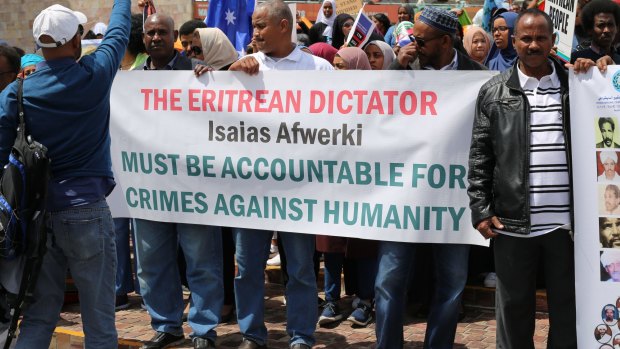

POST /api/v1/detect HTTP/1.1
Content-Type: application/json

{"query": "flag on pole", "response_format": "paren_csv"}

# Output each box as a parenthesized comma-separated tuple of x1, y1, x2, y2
(142, 0, 156, 25)
(205, 0, 255, 53)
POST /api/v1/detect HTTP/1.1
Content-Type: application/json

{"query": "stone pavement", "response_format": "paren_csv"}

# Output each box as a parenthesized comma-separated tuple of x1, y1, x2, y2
(48, 283, 551, 349)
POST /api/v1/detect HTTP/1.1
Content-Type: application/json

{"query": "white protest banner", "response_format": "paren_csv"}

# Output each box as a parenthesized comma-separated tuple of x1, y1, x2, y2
(109, 70, 495, 246)
(544, 0, 577, 62)
(570, 67, 620, 348)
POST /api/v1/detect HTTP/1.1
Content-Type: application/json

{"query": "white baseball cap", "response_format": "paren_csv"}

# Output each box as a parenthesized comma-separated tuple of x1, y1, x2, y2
(33, 4, 87, 48)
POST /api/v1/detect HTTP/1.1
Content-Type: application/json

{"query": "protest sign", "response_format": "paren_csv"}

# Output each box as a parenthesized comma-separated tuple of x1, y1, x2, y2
(544, 0, 577, 62)
(570, 66, 620, 347)
(336, 0, 362, 16)
(109, 70, 496, 246)
(346, 7, 375, 47)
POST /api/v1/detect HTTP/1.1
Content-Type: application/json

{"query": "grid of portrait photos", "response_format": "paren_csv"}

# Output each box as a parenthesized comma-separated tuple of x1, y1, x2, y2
(593, 301, 620, 348)
(596, 117, 620, 282)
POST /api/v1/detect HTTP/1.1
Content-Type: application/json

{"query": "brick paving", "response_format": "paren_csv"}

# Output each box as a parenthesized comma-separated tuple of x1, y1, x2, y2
(48, 283, 550, 349)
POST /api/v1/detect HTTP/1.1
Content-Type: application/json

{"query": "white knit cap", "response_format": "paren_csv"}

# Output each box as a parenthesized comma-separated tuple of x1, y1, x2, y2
(601, 250, 620, 267)
(33, 4, 87, 48)
(601, 151, 618, 164)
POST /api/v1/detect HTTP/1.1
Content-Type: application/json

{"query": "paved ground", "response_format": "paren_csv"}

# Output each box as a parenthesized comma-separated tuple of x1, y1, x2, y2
(48, 283, 550, 349)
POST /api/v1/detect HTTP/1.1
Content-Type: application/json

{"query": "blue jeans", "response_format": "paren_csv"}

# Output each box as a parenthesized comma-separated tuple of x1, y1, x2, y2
(233, 229, 317, 347)
(114, 218, 140, 295)
(15, 200, 117, 349)
(133, 220, 223, 340)
(374, 241, 470, 349)
(324, 253, 376, 301)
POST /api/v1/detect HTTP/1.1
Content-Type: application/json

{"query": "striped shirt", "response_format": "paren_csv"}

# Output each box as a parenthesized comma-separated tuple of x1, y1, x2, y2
(499, 62, 571, 238)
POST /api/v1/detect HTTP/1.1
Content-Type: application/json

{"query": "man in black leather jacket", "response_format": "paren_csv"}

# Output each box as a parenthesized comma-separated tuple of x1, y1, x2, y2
(467, 9, 577, 349)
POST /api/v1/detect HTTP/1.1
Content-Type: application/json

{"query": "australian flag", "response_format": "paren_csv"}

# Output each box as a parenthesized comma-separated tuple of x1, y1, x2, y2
(205, 0, 255, 53)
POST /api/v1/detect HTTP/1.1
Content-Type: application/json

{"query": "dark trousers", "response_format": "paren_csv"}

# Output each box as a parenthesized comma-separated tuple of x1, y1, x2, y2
(494, 229, 577, 349)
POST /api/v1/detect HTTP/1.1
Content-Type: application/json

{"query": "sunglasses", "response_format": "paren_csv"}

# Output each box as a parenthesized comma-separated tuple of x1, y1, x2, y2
(190, 46, 202, 55)
(408, 34, 443, 48)
(492, 26, 509, 33)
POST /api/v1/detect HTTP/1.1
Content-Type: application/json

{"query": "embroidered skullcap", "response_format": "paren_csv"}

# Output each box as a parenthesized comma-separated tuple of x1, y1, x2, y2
(418, 7, 458, 34)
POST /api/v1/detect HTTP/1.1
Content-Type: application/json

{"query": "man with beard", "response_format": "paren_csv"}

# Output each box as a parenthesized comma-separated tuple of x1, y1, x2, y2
(597, 118, 620, 149)
(375, 7, 486, 349)
(135, 13, 223, 349)
(599, 151, 619, 182)
(600, 217, 620, 248)
(603, 305, 617, 326)
(571, 0, 620, 64)
(602, 250, 620, 282)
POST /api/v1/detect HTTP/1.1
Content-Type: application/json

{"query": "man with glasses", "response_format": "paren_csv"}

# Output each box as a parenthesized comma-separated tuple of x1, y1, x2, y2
(375, 7, 486, 349)
(136, 12, 222, 349)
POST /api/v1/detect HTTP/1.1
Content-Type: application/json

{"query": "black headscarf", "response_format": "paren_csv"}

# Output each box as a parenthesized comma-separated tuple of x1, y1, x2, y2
(331, 13, 355, 49)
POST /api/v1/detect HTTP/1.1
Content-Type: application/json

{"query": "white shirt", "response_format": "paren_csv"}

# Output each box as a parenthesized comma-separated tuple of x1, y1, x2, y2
(247, 45, 334, 71)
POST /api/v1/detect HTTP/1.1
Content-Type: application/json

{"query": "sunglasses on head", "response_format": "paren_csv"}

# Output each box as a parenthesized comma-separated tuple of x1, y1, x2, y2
(190, 46, 202, 55)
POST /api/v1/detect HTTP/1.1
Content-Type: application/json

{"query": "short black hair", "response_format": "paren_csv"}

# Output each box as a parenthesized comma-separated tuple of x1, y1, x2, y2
(600, 117, 616, 131)
(0, 46, 21, 74)
(514, 8, 554, 35)
(127, 14, 147, 56)
(581, 0, 620, 32)
(179, 19, 207, 37)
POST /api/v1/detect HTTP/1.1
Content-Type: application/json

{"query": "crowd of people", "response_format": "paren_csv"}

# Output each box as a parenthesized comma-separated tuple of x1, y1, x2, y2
(0, 0, 619, 348)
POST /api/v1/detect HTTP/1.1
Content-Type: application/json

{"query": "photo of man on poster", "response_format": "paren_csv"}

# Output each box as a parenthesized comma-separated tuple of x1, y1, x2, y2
(601, 250, 620, 282)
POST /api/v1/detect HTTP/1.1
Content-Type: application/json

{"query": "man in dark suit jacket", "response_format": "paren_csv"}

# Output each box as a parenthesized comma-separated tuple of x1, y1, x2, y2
(136, 13, 222, 349)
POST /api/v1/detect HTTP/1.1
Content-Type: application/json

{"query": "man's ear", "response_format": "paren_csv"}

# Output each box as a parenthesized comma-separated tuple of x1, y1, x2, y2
(280, 18, 289, 33)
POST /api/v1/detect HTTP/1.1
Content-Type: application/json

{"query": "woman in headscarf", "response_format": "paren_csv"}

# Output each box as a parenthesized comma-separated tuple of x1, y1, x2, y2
(485, 11, 518, 71)
(384, 5, 415, 46)
(191, 28, 238, 70)
(330, 13, 354, 49)
(463, 26, 491, 65)
(309, 42, 338, 64)
(364, 40, 396, 70)
(309, 0, 336, 45)
(18, 54, 44, 79)
(317, 46, 378, 328)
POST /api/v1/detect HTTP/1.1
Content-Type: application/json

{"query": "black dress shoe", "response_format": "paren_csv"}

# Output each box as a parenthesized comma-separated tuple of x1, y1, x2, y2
(238, 337, 268, 349)
(193, 337, 216, 349)
(141, 332, 185, 349)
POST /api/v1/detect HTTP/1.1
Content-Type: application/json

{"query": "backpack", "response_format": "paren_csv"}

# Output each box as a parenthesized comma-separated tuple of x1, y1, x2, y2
(0, 78, 50, 259)
(0, 78, 51, 349)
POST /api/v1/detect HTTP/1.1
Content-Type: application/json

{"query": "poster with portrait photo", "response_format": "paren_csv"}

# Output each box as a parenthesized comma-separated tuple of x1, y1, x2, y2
(595, 323, 613, 343)
(596, 117, 620, 149)
(601, 250, 620, 282)
(599, 217, 620, 248)
(599, 185, 620, 215)
(597, 151, 620, 183)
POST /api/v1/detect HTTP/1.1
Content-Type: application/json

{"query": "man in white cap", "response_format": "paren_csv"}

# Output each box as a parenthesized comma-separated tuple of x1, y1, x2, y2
(602, 250, 620, 282)
(600, 151, 619, 182)
(0, 1, 130, 348)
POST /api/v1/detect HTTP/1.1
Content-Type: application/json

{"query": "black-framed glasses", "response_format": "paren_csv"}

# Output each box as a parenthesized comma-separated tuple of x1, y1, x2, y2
(492, 26, 509, 33)
(409, 35, 443, 48)
(190, 46, 202, 55)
